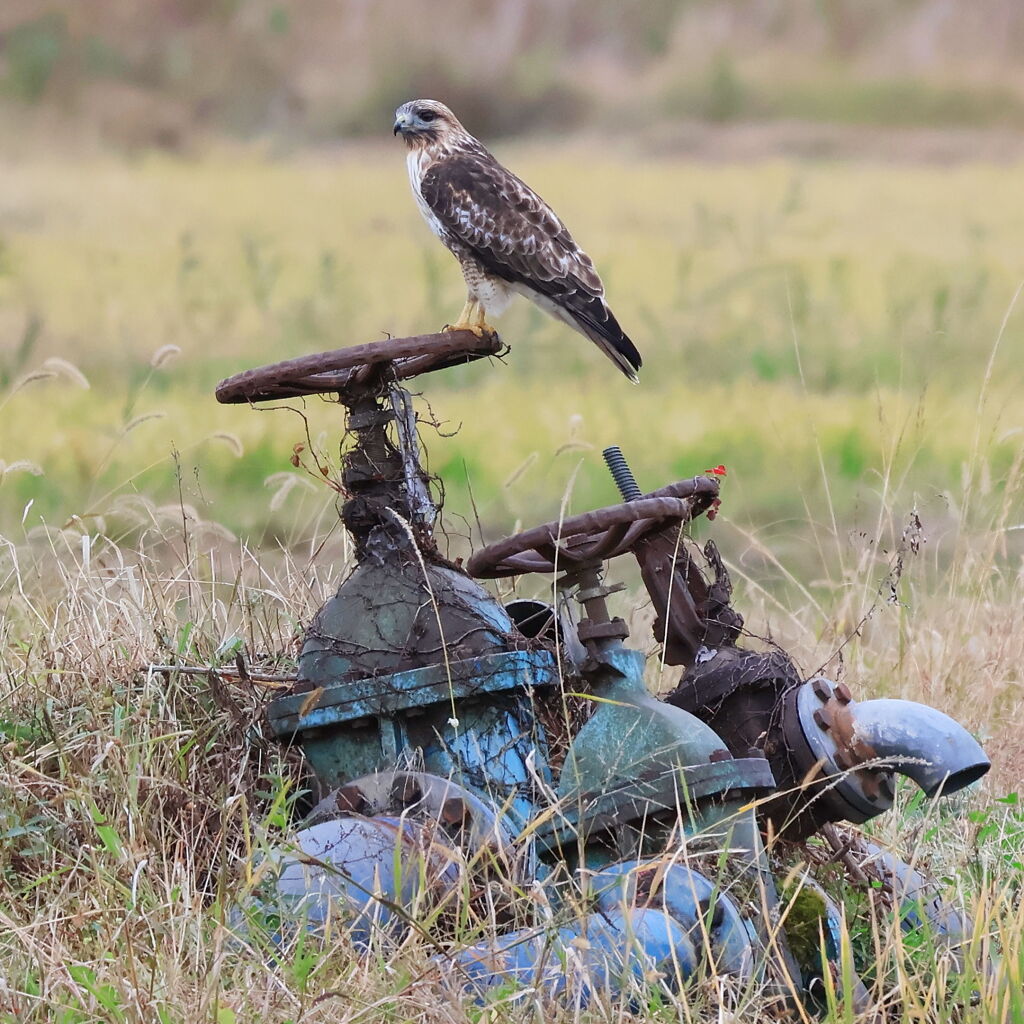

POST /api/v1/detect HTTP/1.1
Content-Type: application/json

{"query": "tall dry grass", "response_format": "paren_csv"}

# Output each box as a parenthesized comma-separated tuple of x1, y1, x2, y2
(1, 366, 1022, 1020)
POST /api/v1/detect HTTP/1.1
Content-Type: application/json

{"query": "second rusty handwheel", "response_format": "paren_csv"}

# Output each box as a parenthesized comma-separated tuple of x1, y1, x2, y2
(466, 478, 720, 579)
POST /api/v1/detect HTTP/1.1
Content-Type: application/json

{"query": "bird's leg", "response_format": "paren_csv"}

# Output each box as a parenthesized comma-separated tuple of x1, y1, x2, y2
(443, 298, 498, 338)
(444, 299, 478, 332)
(470, 302, 498, 337)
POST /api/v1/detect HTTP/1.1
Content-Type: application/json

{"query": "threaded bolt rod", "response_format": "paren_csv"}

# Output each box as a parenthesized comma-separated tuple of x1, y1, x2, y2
(602, 445, 642, 502)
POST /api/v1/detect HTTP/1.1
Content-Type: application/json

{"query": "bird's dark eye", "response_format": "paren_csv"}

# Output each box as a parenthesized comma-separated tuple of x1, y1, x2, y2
(419, 111, 437, 123)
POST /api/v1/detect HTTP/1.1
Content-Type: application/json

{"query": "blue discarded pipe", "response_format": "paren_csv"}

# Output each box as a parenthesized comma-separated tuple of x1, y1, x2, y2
(452, 908, 698, 1002)
(264, 815, 460, 948)
(587, 861, 754, 980)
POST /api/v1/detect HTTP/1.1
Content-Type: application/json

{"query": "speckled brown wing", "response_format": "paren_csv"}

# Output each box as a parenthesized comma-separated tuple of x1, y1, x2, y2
(419, 150, 642, 382)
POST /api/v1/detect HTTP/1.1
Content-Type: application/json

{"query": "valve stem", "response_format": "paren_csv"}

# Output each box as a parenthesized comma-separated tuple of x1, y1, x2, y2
(602, 445, 642, 502)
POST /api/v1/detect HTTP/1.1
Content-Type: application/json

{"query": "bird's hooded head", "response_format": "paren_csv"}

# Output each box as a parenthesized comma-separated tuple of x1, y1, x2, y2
(393, 100, 467, 149)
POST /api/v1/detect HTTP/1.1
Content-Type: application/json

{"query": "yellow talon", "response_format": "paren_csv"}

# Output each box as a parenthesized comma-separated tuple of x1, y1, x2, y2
(443, 300, 497, 338)
(471, 304, 498, 336)
(447, 324, 497, 338)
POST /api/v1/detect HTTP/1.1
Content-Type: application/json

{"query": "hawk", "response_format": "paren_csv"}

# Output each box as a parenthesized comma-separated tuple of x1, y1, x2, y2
(393, 99, 642, 383)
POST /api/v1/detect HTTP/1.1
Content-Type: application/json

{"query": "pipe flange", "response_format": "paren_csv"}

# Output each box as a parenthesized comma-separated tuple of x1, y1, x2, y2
(783, 678, 894, 824)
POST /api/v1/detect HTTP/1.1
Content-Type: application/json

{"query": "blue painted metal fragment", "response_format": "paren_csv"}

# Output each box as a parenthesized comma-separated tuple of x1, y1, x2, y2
(268, 649, 559, 734)
(248, 772, 523, 950)
(588, 861, 756, 980)
(254, 815, 458, 948)
(268, 649, 559, 824)
(451, 908, 699, 1003)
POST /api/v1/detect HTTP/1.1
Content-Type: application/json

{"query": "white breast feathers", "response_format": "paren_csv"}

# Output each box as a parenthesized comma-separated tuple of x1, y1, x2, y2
(407, 150, 447, 242)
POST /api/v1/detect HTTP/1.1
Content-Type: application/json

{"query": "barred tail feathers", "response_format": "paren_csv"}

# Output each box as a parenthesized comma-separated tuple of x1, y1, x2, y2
(509, 281, 643, 383)
(564, 294, 642, 384)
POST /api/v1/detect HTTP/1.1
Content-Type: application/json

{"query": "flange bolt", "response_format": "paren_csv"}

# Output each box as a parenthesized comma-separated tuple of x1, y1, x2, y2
(811, 678, 832, 702)
(603, 445, 642, 502)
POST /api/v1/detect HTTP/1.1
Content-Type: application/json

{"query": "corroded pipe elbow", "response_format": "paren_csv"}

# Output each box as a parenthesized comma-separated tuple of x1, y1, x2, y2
(844, 697, 990, 797)
(771, 678, 991, 838)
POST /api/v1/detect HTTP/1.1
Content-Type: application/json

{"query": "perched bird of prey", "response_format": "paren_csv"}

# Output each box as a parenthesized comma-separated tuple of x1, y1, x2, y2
(393, 99, 642, 383)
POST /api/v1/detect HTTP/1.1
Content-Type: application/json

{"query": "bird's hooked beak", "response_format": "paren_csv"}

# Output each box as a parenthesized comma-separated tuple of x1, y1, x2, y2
(393, 112, 410, 136)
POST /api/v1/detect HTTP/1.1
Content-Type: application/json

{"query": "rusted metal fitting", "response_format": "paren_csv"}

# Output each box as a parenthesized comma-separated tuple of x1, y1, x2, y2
(774, 673, 989, 841)
(392, 776, 424, 806)
(576, 618, 630, 643)
(825, 698, 879, 769)
(769, 678, 896, 839)
(348, 406, 395, 430)
(440, 797, 471, 828)
(576, 581, 627, 604)
(833, 750, 856, 771)
(334, 783, 370, 815)
(811, 678, 832, 702)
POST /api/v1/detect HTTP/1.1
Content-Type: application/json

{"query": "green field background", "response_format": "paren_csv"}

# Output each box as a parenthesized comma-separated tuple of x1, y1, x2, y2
(2, 149, 1022, 586)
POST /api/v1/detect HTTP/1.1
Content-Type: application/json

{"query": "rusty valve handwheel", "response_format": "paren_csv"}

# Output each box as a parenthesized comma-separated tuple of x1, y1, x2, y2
(215, 330, 503, 404)
(466, 478, 720, 579)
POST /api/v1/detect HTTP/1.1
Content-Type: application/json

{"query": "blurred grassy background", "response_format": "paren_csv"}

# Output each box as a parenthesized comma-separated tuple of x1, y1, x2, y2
(1, 0, 1023, 592)
(6, 0, 1024, 146)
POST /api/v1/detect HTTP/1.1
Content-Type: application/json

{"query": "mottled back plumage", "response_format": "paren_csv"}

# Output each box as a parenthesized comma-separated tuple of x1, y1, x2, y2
(394, 99, 642, 382)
